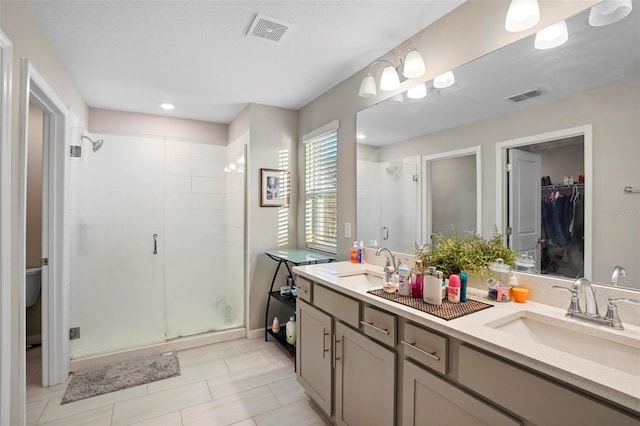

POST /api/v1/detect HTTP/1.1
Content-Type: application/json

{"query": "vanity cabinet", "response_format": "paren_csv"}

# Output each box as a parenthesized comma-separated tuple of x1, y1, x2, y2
(335, 321, 396, 426)
(296, 299, 332, 417)
(402, 360, 520, 426)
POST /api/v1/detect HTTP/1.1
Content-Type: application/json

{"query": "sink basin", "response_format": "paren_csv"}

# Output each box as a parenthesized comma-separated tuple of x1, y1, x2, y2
(338, 272, 384, 288)
(487, 311, 640, 377)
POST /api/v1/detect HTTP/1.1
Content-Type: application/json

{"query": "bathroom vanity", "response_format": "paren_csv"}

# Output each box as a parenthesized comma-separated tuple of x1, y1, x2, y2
(293, 261, 640, 426)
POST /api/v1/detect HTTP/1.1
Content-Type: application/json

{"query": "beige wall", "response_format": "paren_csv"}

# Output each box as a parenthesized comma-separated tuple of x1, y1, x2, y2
(297, 0, 596, 261)
(89, 108, 228, 144)
(26, 102, 43, 268)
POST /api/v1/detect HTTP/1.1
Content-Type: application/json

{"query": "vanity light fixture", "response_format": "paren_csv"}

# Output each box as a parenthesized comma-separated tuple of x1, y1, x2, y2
(535, 20, 568, 50)
(505, 0, 540, 32)
(407, 83, 427, 99)
(160, 102, 175, 110)
(359, 44, 426, 97)
(433, 71, 455, 89)
(588, 0, 632, 26)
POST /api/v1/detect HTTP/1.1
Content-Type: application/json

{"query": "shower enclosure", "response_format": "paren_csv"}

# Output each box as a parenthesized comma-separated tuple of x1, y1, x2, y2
(68, 131, 245, 358)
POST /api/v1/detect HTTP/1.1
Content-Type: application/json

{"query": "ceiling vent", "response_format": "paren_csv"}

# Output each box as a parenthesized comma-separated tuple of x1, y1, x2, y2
(247, 14, 293, 44)
(505, 88, 544, 103)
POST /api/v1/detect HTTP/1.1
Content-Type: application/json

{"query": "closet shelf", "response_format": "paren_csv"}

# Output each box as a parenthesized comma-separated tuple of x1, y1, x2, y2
(541, 183, 584, 189)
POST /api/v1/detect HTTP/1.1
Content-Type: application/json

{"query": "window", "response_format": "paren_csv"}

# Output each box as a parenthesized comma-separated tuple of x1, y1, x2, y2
(304, 122, 338, 254)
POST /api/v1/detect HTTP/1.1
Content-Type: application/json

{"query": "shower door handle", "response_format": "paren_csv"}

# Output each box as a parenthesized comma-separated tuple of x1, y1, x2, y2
(153, 234, 158, 254)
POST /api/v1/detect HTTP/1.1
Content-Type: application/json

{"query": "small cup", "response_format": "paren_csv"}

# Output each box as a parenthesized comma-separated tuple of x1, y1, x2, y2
(511, 287, 529, 303)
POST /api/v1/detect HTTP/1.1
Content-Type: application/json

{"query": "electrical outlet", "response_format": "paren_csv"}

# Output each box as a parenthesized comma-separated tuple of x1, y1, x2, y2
(69, 327, 80, 340)
(344, 222, 352, 239)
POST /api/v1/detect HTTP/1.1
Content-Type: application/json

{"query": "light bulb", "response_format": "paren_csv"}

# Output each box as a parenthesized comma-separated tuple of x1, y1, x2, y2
(407, 83, 427, 99)
(433, 71, 455, 89)
(535, 20, 568, 50)
(359, 74, 377, 97)
(160, 103, 175, 110)
(380, 65, 400, 91)
(505, 0, 540, 32)
(403, 47, 426, 79)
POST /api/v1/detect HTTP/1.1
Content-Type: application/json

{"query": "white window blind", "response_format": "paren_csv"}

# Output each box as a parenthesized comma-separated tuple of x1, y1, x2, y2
(304, 126, 338, 254)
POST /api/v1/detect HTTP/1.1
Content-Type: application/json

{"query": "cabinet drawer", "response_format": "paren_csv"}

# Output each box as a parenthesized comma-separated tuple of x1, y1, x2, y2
(295, 277, 312, 303)
(361, 305, 396, 347)
(458, 345, 639, 425)
(402, 322, 448, 374)
(313, 284, 360, 328)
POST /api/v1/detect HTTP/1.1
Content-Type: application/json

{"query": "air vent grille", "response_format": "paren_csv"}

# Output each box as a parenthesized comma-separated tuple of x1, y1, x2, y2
(506, 88, 544, 103)
(247, 14, 293, 44)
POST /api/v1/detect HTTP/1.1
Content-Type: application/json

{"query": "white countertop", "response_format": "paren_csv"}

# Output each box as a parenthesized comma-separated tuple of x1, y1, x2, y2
(292, 261, 640, 413)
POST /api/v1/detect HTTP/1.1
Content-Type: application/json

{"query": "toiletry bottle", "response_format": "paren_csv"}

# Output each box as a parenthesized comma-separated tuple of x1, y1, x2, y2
(423, 267, 443, 305)
(448, 274, 461, 303)
(286, 316, 296, 345)
(397, 259, 411, 296)
(460, 271, 468, 302)
(272, 317, 280, 333)
(350, 242, 359, 263)
(412, 260, 424, 298)
(358, 240, 364, 263)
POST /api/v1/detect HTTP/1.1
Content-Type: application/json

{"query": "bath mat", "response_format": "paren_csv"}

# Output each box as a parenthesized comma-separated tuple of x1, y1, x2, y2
(367, 289, 493, 320)
(61, 352, 180, 404)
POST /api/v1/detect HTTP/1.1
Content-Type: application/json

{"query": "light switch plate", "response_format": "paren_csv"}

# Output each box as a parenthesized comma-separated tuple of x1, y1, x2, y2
(344, 222, 352, 239)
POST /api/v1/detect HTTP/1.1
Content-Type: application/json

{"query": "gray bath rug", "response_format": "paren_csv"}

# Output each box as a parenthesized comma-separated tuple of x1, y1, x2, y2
(61, 352, 180, 404)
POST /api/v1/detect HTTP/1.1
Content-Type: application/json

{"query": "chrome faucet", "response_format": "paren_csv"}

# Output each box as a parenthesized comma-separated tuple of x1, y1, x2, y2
(554, 277, 639, 329)
(610, 265, 628, 286)
(375, 247, 396, 283)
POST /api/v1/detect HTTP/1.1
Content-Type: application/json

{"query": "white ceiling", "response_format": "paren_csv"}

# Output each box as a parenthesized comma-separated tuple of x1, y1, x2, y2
(357, 6, 640, 146)
(27, 0, 465, 124)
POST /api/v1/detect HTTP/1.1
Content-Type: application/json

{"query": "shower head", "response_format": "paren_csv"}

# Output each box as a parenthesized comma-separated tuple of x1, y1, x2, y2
(81, 135, 104, 152)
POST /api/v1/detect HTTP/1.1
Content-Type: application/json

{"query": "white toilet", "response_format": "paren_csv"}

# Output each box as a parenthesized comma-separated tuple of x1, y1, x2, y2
(26, 267, 41, 308)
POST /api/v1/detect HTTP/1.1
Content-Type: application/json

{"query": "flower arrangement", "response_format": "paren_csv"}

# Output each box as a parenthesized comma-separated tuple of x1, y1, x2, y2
(416, 228, 517, 278)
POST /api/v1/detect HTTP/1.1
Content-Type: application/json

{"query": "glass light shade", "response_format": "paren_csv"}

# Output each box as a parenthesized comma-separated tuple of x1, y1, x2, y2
(505, 0, 540, 32)
(407, 83, 427, 99)
(403, 48, 426, 78)
(359, 74, 377, 97)
(380, 65, 400, 91)
(433, 71, 455, 89)
(589, 0, 632, 26)
(535, 20, 568, 50)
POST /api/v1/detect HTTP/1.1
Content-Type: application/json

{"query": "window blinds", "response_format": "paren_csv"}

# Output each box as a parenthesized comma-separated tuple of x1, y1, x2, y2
(304, 127, 338, 254)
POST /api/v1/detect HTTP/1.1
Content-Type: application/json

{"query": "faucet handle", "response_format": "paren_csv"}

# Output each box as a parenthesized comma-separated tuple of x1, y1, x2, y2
(553, 285, 581, 315)
(604, 298, 640, 330)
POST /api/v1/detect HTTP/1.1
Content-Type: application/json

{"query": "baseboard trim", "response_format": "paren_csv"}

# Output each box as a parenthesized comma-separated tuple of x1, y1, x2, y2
(246, 328, 265, 340)
(69, 328, 246, 372)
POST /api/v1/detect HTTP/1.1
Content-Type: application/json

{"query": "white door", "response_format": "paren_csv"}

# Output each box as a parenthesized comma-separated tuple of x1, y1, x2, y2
(508, 149, 541, 258)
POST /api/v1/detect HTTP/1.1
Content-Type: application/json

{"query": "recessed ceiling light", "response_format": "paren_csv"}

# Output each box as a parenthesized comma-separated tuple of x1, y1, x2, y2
(160, 103, 175, 110)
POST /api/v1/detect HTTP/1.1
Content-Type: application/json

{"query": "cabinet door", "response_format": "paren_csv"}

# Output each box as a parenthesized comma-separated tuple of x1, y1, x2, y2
(335, 322, 396, 426)
(296, 300, 332, 417)
(402, 360, 520, 426)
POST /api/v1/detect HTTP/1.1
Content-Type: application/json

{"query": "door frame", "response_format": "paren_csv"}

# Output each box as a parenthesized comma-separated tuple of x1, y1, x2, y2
(422, 146, 482, 244)
(0, 29, 13, 426)
(495, 125, 593, 279)
(19, 60, 70, 389)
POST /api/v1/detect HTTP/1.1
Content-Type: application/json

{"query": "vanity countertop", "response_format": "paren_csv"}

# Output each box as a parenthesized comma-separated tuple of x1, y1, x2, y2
(292, 261, 640, 414)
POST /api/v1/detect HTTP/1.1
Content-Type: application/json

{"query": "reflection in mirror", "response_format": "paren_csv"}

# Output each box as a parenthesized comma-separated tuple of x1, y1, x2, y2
(356, 6, 639, 289)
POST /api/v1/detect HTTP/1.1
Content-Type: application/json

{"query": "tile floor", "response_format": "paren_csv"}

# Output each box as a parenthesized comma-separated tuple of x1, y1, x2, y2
(26, 338, 331, 425)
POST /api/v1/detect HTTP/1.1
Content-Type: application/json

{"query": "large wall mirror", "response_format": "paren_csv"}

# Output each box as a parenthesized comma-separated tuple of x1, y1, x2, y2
(356, 6, 639, 289)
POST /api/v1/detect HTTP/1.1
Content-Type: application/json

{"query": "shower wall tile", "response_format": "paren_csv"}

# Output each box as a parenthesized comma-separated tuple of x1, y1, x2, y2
(191, 143, 225, 161)
(191, 194, 225, 210)
(165, 141, 191, 159)
(192, 160, 225, 178)
(165, 158, 191, 176)
(165, 175, 191, 193)
(192, 177, 224, 194)
(165, 192, 191, 210)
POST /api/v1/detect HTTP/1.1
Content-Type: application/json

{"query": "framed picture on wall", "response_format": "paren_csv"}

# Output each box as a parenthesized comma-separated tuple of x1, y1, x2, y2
(260, 168, 290, 207)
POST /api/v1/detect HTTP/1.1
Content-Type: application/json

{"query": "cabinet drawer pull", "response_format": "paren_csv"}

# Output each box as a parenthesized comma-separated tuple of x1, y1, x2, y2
(322, 328, 329, 358)
(401, 340, 440, 362)
(361, 320, 390, 335)
(296, 286, 308, 294)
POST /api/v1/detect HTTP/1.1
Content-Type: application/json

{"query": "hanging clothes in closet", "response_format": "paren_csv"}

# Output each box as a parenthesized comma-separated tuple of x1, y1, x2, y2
(540, 184, 584, 278)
